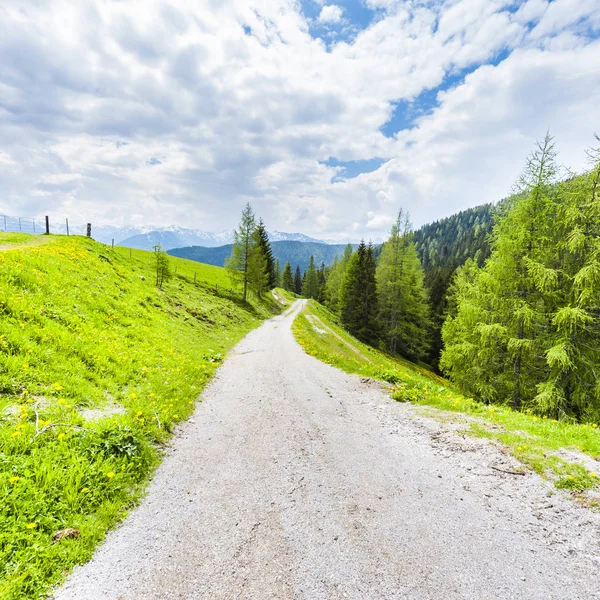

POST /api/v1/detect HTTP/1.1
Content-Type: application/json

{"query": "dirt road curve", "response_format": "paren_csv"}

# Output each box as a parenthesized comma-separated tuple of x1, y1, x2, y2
(54, 301, 600, 600)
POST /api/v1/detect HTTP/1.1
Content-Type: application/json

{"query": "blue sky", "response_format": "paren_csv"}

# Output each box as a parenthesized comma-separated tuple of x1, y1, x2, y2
(1, 0, 599, 240)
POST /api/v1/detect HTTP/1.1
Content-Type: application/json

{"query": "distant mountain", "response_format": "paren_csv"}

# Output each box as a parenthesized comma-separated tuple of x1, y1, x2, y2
(117, 228, 233, 250)
(168, 240, 354, 272)
(114, 227, 352, 251)
(45, 220, 359, 250)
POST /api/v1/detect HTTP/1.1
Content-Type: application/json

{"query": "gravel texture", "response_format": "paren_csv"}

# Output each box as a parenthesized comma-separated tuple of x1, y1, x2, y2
(53, 301, 600, 600)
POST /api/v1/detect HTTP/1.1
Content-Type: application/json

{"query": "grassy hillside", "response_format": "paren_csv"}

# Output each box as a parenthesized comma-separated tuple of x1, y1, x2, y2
(293, 301, 600, 502)
(0, 233, 280, 599)
(169, 240, 353, 272)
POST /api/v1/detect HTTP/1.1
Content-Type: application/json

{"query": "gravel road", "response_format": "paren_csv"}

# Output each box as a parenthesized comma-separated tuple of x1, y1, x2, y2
(54, 301, 600, 600)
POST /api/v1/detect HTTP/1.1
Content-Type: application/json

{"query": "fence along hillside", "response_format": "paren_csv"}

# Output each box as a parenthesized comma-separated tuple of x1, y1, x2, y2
(0, 214, 251, 301)
(1, 215, 92, 237)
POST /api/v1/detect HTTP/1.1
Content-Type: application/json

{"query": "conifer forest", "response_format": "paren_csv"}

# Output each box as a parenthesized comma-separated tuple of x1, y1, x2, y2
(229, 135, 600, 422)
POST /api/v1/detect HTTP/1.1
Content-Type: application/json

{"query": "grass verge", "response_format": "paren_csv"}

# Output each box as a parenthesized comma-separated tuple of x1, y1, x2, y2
(0, 233, 280, 598)
(292, 301, 600, 501)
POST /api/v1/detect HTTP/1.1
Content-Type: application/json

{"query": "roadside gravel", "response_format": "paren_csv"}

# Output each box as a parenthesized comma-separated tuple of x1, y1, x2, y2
(53, 301, 600, 600)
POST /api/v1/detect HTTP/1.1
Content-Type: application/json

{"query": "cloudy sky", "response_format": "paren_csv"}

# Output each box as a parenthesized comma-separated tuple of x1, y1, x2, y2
(1, 0, 599, 240)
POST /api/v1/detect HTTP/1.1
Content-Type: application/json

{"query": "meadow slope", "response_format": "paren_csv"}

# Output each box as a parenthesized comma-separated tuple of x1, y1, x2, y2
(0, 233, 280, 599)
(292, 301, 600, 502)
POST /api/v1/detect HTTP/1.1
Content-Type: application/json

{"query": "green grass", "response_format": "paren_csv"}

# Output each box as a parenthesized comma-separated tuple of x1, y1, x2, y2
(0, 233, 281, 598)
(293, 300, 600, 499)
(0, 233, 50, 248)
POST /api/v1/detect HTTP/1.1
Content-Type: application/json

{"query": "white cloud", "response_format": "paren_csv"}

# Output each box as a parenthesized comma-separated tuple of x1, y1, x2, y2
(318, 5, 344, 24)
(0, 0, 599, 239)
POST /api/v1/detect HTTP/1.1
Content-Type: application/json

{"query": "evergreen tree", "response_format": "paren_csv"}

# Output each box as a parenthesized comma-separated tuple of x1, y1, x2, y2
(226, 202, 258, 302)
(302, 255, 320, 299)
(339, 241, 379, 344)
(318, 262, 327, 303)
(274, 258, 282, 288)
(376, 210, 430, 361)
(324, 244, 353, 312)
(441, 135, 563, 410)
(282, 261, 294, 292)
(254, 219, 277, 289)
(294, 265, 302, 295)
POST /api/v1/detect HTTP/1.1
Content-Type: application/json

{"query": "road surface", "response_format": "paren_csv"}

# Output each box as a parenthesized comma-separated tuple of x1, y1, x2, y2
(54, 301, 600, 599)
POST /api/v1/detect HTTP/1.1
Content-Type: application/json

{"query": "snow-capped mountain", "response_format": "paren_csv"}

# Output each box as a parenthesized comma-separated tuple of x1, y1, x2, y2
(267, 230, 325, 244)
(62, 225, 356, 251)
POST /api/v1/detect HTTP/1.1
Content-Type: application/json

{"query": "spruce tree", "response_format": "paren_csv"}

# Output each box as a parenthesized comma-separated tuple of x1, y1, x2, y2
(302, 255, 320, 299)
(294, 265, 302, 295)
(376, 210, 430, 360)
(254, 219, 277, 289)
(282, 261, 294, 292)
(339, 241, 379, 344)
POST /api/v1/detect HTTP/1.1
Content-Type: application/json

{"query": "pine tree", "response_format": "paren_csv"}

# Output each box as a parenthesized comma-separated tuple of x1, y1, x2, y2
(226, 202, 257, 302)
(376, 210, 430, 360)
(254, 219, 277, 289)
(339, 241, 379, 344)
(282, 261, 294, 292)
(294, 265, 302, 295)
(324, 244, 353, 313)
(302, 255, 320, 299)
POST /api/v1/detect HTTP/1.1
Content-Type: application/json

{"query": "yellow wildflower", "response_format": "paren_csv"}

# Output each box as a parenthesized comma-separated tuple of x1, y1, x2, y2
(9, 476, 19, 483)
(106, 472, 115, 479)
(26, 523, 37, 529)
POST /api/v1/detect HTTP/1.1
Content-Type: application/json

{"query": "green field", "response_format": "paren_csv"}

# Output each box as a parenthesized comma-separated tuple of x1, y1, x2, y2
(293, 301, 600, 501)
(0, 233, 280, 598)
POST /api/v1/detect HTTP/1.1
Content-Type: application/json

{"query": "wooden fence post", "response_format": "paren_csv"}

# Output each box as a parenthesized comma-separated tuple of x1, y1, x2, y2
(66, 218, 69, 235)
(111, 239, 114, 248)
(86, 223, 91, 238)
(45, 216, 50, 235)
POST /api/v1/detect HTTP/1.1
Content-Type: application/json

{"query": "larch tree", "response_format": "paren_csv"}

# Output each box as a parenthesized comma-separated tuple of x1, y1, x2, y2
(441, 134, 564, 411)
(324, 244, 353, 313)
(537, 138, 600, 419)
(376, 210, 430, 361)
(226, 202, 258, 302)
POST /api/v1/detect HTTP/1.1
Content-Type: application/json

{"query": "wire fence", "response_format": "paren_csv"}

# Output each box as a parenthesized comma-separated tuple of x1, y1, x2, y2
(0, 215, 43, 234)
(1, 215, 91, 237)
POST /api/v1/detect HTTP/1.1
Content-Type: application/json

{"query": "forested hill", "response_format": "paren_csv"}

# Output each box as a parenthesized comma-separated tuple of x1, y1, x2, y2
(413, 203, 496, 274)
(412, 202, 498, 369)
(169, 240, 352, 272)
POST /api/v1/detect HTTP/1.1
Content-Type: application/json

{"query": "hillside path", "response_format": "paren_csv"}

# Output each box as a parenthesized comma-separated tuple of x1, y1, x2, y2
(54, 301, 600, 600)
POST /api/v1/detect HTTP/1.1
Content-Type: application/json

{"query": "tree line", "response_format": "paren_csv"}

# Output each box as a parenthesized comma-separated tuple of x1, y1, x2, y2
(228, 133, 600, 422)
